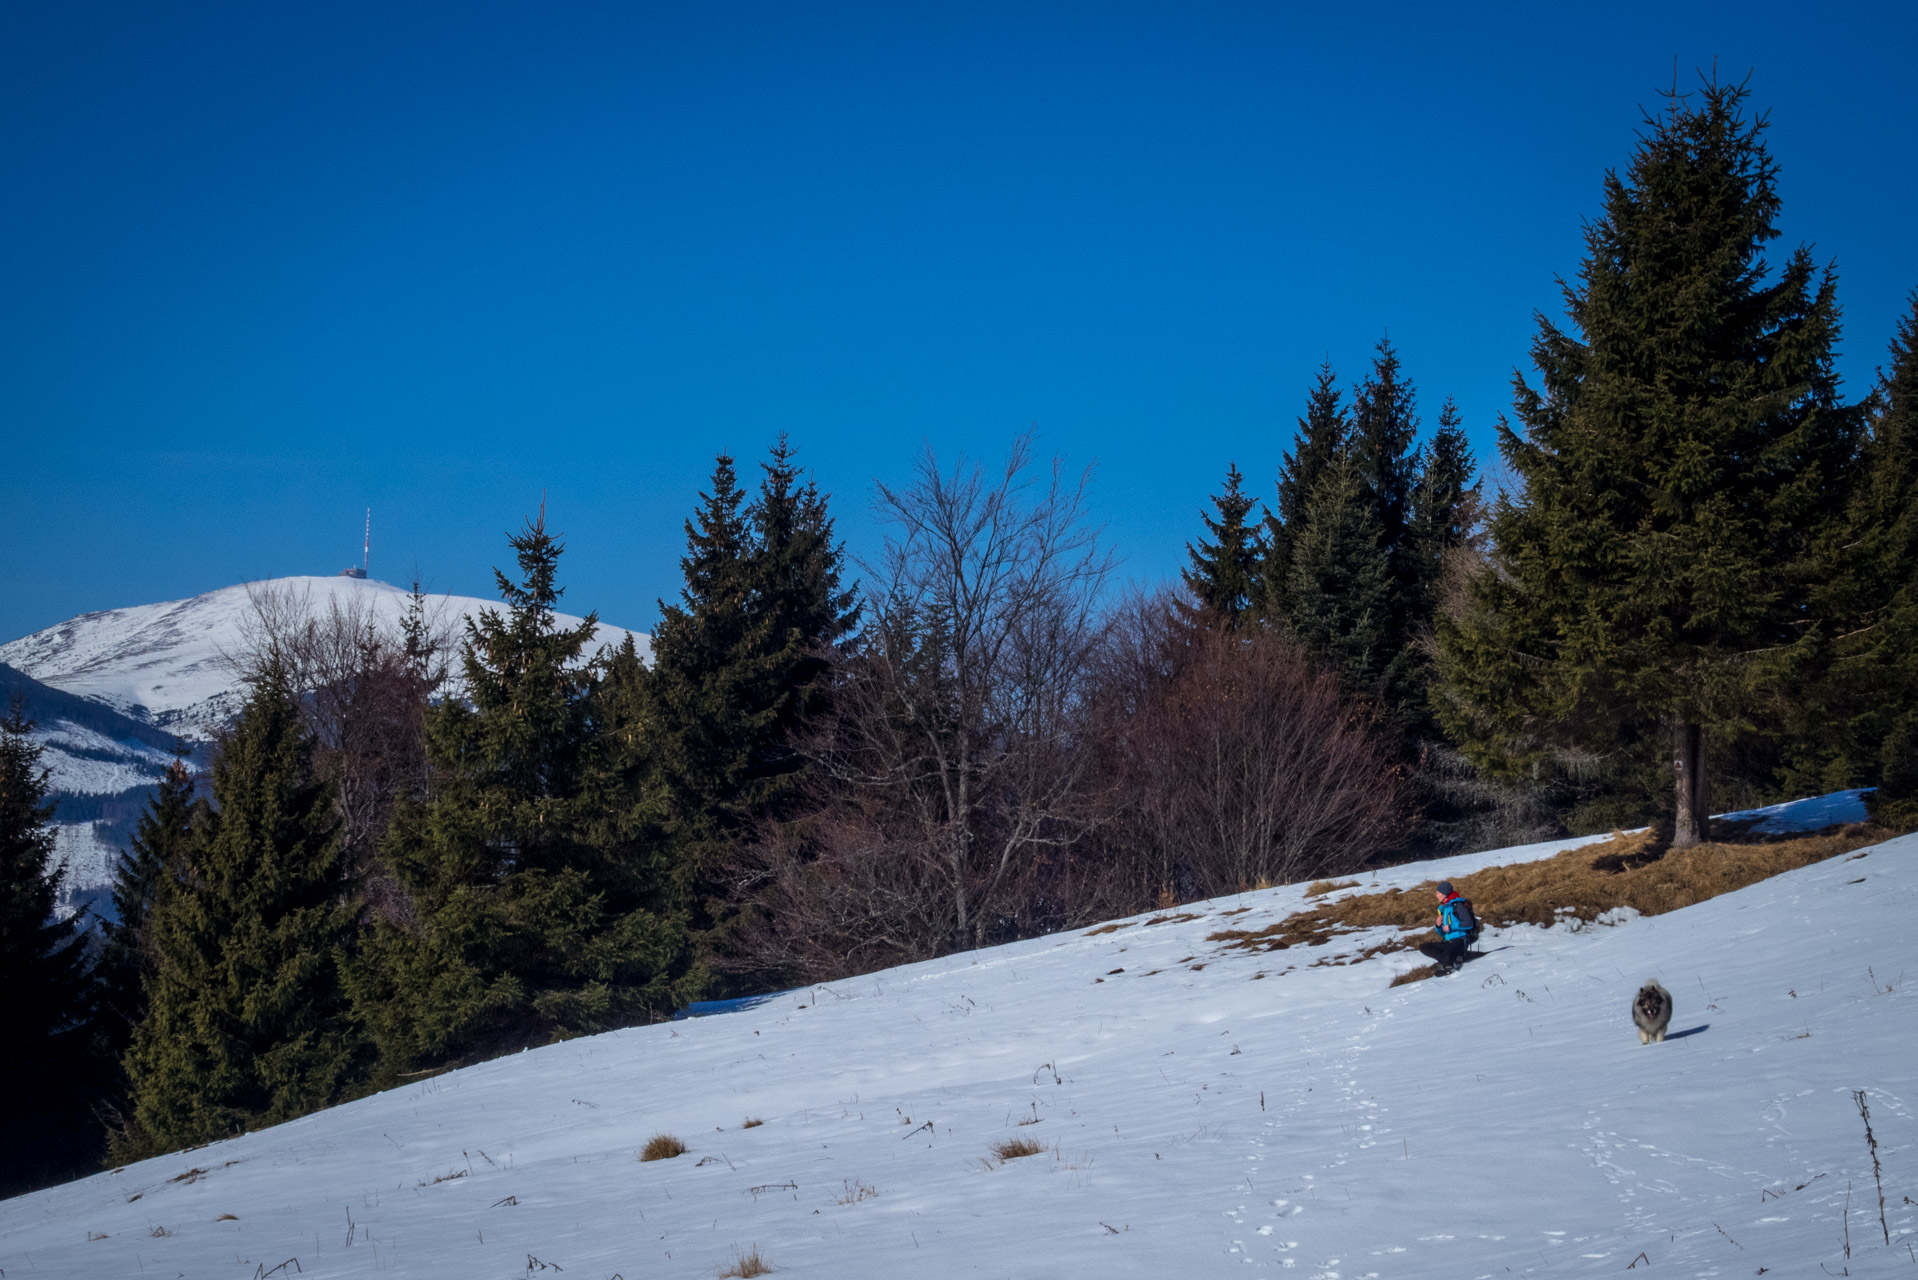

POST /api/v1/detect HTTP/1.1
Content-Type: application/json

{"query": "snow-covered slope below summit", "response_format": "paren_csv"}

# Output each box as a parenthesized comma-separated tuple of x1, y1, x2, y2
(5, 796, 1912, 1278)
(2, 578, 650, 913)
(0, 575, 650, 740)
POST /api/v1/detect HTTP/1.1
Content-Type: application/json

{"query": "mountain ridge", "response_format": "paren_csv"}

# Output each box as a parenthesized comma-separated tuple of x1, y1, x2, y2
(1, 575, 650, 913)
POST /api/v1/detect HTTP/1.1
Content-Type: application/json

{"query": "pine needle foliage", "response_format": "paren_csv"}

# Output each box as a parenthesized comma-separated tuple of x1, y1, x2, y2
(1349, 338, 1424, 633)
(0, 699, 101, 1193)
(351, 511, 695, 1080)
(1265, 363, 1347, 619)
(1435, 78, 1861, 844)
(1183, 462, 1266, 625)
(1284, 447, 1393, 695)
(1410, 398, 1480, 612)
(98, 759, 201, 1070)
(1265, 342, 1453, 730)
(117, 664, 364, 1161)
(1801, 292, 1918, 826)
(643, 440, 856, 974)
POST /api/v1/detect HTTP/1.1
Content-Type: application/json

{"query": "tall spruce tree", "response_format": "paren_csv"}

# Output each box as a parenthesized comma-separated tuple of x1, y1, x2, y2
(0, 699, 100, 1193)
(1800, 292, 1918, 825)
(118, 666, 363, 1159)
(737, 438, 858, 810)
(643, 453, 762, 940)
(1272, 343, 1438, 724)
(1265, 364, 1346, 617)
(98, 759, 199, 1069)
(1860, 298, 1918, 826)
(351, 511, 693, 1079)
(1434, 80, 1858, 845)
(644, 442, 855, 975)
(1409, 399, 1480, 628)
(1183, 463, 1266, 624)
(1349, 339, 1423, 650)
(1284, 448, 1394, 693)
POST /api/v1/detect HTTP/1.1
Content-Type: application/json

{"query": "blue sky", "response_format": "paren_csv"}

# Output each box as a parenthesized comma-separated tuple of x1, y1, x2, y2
(4, 1, 1914, 640)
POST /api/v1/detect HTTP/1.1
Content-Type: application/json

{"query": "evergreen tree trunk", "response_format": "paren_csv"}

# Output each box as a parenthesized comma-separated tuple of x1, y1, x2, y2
(1672, 720, 1707, 847)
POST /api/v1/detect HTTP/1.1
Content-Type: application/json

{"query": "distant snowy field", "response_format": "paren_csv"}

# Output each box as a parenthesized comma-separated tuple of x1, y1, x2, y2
(4, 795, 1911, 1278)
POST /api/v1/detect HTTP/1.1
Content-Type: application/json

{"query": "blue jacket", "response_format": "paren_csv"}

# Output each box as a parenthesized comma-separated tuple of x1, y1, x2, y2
(1437, 894, 1472, 941)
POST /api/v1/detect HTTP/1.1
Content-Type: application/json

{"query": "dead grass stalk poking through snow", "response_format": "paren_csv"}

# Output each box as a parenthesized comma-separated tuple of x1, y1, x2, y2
(718, 1244, 771, 1277)
(741, 1117, 764, 1129)
(991, 1136, 1048, 1163)
(640, 1134, 687, 1162)
(1855, 1091, 1890, 1246)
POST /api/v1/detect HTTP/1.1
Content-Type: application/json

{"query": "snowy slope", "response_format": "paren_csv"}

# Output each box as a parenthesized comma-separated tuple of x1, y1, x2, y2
(4, 796, 1912, 1278)
(0, 576, 650, 740)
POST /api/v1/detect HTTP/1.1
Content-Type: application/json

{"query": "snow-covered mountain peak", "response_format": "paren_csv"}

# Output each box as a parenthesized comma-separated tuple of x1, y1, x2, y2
(0, 575, 650, 740)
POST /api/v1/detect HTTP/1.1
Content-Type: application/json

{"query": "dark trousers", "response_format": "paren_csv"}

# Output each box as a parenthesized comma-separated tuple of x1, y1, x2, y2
(1418, 938, 1467, 970)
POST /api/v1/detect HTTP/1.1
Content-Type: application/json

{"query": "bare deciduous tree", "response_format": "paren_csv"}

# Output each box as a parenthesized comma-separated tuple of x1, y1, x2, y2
(1092, 595, 1400, 902)
(740, 437, 1114, 967)
(233, 582, 452, 913)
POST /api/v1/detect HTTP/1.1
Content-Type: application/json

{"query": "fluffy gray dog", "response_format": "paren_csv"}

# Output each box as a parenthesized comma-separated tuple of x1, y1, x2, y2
(1632, 979, 1673, 1044)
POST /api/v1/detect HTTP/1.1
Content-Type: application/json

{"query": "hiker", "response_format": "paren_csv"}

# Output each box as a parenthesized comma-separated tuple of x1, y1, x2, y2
(1417, 880, 1478, 975)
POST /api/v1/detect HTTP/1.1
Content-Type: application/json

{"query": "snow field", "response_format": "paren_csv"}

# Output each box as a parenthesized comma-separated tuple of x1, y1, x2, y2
(28, 722, 180, 797)
(2, 800, 1912, 1278)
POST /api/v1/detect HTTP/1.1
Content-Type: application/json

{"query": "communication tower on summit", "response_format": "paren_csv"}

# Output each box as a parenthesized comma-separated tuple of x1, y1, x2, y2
(340, 508, 371, 579)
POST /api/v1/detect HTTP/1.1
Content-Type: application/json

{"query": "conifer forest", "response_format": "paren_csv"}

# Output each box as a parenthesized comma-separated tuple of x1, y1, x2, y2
(3, 79, 1915, 1197)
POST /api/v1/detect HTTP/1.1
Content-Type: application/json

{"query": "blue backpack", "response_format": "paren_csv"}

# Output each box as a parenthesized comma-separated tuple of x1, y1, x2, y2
(1441, 896, 1480, 943)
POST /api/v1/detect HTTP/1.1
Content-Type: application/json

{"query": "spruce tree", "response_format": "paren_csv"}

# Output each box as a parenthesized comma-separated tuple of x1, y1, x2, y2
(98, 759, 198, 1066)
(0, 699, 100, 1193)
(1348, 339, 1423, 654)
(1413, 401, 1477, 555)
(1801, 293, 1918, 825)
(1284, 449, 1394, 694)
(351, 512, 693, 1078)
(1410, 398, 1480, 623)
(737, 437, 858, 810)
(1265, 364, 1346, 617)
(643, 454, 761, 930)
(118, 665, 363, 1159)
(1272, 345, 1440, 725)
(1183, 463, 1266, 625)
(643, 442, 856, 974)
(1434, 80, 1858, 845)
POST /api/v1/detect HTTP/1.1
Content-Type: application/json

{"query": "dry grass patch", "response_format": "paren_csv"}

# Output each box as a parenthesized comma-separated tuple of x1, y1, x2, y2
(640, 1134, 688, 1162)
(718, 1245, 771, 1277)
(990, 1136, 1048, 1163)
(1305, 879, 1361, 897)
(741, 1117, 764, 1129)
(1389, 964, 1439, 987)
(1083, 921, 1133, 936)
(1144, 911, 1202, 926)
(1211, 823, 1891, 959)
